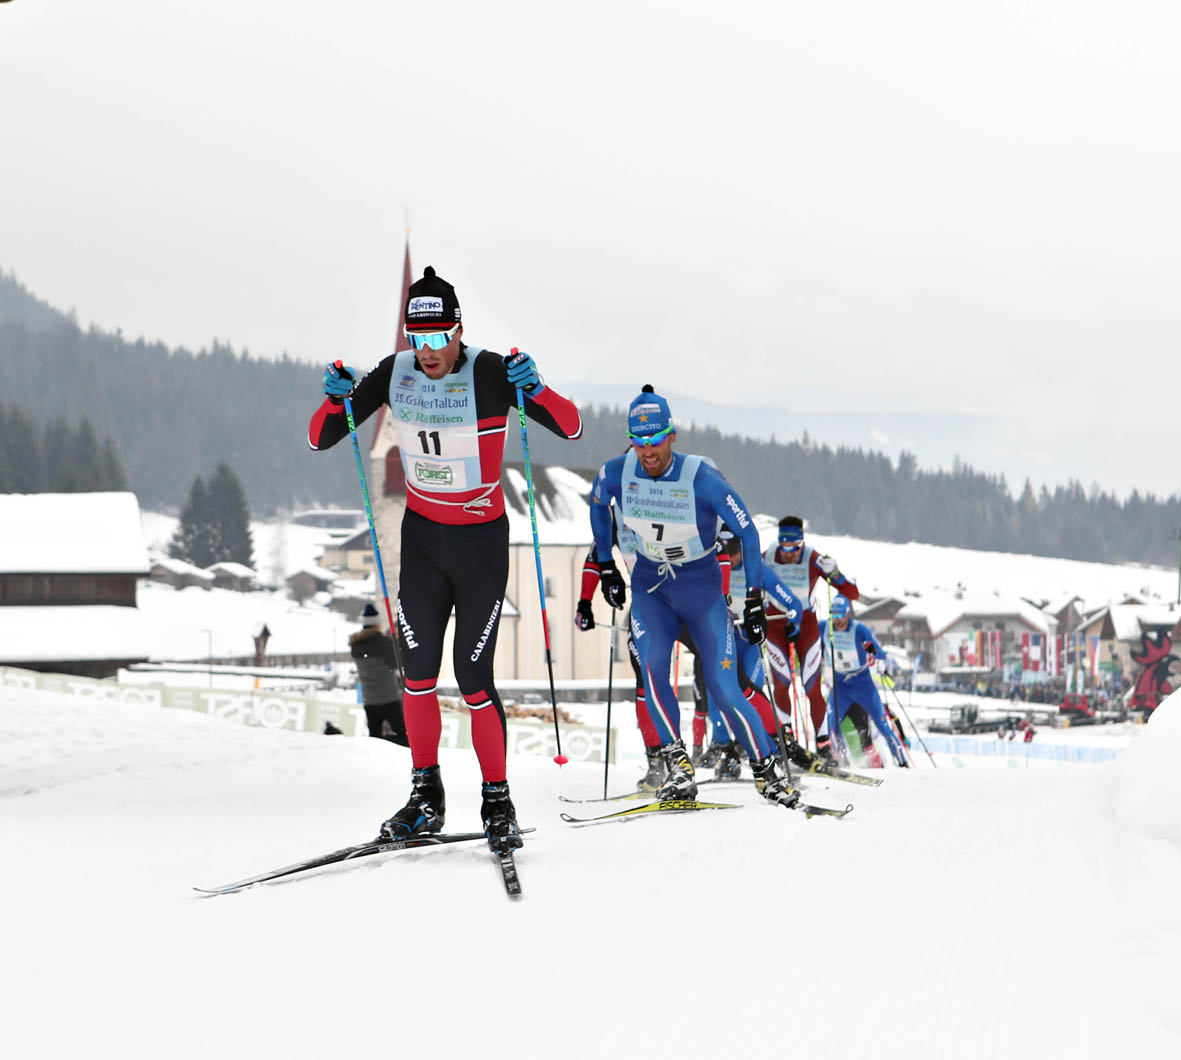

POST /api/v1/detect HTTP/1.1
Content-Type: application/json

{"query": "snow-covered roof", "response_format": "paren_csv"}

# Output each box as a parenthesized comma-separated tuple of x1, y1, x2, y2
(0, 606, 150, 662)
(856, 596, 907, 618)
(207, 562, 257, 579)
(149, 554, 215, 582)
(331, 574, 377, 599)
(1107, 604, 1180, 642)
(323, 529, 372, 551)
(287, 566, 337, 584)
(502, 464, 596, 546)
(1041, 592, 1083, 616)
(894, 590, 1052, 636)
(0, 493, 149, 574)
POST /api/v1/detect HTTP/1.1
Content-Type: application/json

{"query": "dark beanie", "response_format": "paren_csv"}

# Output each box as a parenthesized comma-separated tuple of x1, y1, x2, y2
(404, 266, 462, 332)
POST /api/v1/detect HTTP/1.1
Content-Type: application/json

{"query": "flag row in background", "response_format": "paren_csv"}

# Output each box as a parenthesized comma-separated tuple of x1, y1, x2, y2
(1021, 632, 1102, 682)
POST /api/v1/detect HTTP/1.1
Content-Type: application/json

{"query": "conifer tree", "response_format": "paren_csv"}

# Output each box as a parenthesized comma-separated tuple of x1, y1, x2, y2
(169, 475, 217, 567)
(206, 462, 254, 568)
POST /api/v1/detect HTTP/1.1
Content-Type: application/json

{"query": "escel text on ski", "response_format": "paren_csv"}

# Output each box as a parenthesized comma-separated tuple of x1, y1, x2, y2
(560, 798, 742, 824)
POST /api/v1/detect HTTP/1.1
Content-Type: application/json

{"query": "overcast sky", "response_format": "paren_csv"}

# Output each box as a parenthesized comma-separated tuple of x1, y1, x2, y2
(3, 1, 1178, 498)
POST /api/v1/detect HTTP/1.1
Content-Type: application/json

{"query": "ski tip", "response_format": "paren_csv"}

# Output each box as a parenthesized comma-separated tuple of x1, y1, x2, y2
(553, 754, 569, 766)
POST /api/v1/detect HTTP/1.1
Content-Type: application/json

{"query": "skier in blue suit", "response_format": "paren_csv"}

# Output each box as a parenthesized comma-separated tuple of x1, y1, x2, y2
(819, 595, 909, 767)
(590, 385, 799, 807)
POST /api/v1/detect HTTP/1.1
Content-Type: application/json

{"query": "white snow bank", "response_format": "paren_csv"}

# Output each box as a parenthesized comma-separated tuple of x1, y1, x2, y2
(2, 683, 1180, 1059)
(136, 582, 357, 661)
(1108, 691, 1181, 930)
(0, 605, 149, 662)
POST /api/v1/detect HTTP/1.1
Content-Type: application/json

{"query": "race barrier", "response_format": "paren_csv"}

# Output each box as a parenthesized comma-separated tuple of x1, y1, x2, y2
(920, 732, 1124, 765)
(0, 665, 618, 765)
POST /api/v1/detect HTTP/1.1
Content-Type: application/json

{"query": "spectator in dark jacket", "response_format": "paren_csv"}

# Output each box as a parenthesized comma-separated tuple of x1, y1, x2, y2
(350, 604, 407, 745)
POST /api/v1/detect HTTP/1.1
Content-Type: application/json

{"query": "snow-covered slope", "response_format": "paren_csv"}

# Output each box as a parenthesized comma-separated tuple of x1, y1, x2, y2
(2, 685, 1178, 1059)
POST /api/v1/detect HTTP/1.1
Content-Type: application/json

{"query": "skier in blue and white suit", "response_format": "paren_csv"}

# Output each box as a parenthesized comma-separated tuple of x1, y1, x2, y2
(590, 385, 799, 808)
(819, 595, 909, 767)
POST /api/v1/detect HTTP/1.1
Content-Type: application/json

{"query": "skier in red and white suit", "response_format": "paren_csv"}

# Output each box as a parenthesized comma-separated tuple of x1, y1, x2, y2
(762, 515, 858, 762)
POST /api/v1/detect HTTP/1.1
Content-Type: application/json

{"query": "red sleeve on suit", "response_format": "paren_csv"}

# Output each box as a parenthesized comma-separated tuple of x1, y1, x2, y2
(308, 399, 345, 449)
(527, 385, 583, 439)
(718, 552, 732, 596)
(580, 548, 601, 599)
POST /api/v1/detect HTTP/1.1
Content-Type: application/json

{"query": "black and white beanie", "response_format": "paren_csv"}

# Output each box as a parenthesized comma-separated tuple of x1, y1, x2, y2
(404, 266, 462, 332)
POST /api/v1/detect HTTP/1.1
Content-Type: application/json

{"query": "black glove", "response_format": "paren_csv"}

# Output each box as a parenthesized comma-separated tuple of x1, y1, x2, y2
(599, 561, 627, 610)
(575, 598, 595, 631)
(742, 590, 767, 644)
(784, 620, 800, 643)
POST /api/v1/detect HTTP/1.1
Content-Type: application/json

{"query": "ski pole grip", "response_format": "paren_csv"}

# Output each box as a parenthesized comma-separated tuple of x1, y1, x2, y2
(333, 359, 353, 382)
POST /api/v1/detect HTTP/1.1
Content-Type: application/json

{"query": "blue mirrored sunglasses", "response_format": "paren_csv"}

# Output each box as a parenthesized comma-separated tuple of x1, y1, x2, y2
(777, 538, 803, 550)
(627, 426, 674, 448)
(406, 325, 460, 351)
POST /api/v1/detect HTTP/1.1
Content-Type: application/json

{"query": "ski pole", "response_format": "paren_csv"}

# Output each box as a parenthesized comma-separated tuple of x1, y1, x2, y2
(338, 368, 405, 685)
(758, 639, 794, 782)
(824, 580, 851, 764)
(786, 641, 811, 754)
(884, 679, 937, 767)
(603, 607, 617, 799)
(512, 350, 567, 766)
(875, 671, 914, 767)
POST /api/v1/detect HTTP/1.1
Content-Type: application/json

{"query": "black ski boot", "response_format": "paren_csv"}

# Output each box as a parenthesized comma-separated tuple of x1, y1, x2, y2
(752, 755, 800, 808)
(780, 730, 820, 771)
(481, 780, 524, 852)
(657, 740, 698, 801)
(714, 741, 743, 780)
(813, 735, 838, 773)
(380, 765, 445, 838)
(699, 741, 724, 769)
(638, 746, 666, 791)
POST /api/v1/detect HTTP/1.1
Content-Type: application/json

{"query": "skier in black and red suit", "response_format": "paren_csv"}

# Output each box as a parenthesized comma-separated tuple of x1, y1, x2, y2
(308, 266, 582, 852)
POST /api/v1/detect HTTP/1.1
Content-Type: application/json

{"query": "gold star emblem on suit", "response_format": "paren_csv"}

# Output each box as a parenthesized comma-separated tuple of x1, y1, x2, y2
(720, 658, 732, 670)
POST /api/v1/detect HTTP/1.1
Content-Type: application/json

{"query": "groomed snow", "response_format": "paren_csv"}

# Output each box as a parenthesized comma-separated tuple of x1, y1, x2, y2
(2, 684, 1178, 1059)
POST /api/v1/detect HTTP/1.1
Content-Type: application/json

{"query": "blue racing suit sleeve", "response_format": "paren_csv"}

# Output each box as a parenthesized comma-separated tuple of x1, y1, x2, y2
(694, 463, 763, 589)
(760, 567, 804, 620)
(590, 456, 625, 564)
(857, 622, 886, 664)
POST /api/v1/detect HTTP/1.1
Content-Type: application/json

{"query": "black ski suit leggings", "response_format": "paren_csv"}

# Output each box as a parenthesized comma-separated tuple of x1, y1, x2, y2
(396, 510, 510, 759)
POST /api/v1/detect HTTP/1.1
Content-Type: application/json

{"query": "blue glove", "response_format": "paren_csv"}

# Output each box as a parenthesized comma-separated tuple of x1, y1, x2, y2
(506, 349, 543, 394)
(323, 362, 356, 403)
